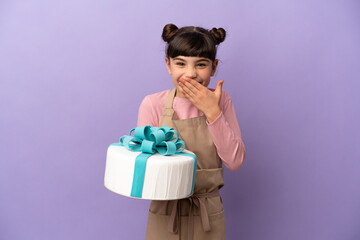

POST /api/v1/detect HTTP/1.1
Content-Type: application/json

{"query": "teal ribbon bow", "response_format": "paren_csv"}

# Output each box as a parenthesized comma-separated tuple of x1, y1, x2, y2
(109, 125, 197, 198)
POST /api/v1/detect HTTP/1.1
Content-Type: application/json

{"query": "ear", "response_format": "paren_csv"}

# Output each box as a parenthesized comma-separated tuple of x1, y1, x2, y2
(210, 59, 219, 76)
(165, 57, 172, 75)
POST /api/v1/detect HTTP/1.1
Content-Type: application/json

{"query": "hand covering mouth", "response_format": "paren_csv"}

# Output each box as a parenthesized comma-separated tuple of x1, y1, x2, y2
(179, 78, 203, 85)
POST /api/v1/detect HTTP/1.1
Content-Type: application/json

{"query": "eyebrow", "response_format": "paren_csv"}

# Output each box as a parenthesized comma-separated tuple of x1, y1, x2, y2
(173, 57, 210, 63)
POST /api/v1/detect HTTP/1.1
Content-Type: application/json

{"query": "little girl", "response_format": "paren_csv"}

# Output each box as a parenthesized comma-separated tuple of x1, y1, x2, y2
(137, 24, 246, 240)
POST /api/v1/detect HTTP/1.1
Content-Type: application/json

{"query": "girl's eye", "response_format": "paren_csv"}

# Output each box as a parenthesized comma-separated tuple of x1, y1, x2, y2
(176, 62, 185, 66)
(197, 63, 207, 67)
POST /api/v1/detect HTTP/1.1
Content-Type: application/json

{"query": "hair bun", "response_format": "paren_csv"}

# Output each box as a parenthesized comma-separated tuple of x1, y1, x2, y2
(162, 24, 179, 43)
(210, 27, 226, 45)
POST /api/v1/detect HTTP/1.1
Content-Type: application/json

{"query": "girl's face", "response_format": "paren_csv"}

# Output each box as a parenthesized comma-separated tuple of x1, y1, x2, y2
(165, 56, 218, 97)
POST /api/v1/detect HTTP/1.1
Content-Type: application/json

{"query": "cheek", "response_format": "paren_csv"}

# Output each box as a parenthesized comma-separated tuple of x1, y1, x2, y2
(171, 70, 183, 80)
(201, 70, 212, 79)
(171, 74, 180, 85)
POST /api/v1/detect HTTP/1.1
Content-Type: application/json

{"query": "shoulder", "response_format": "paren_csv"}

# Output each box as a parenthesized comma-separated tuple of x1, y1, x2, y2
(219, 90, 233, 110)
(140, 89, 171, 111)
(142, 89, 170, 105)
(221, 90, 232, 102)
(138, 89, 172, 127)
(144, 89, 171, 102)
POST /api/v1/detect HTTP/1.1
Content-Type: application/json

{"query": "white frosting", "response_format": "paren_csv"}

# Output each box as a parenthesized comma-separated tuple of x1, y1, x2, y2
(104, 146, 195, 200)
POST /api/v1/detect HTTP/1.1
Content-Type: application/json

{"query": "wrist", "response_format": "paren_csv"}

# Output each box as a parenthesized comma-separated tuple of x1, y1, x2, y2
(205, 107, 221, 124)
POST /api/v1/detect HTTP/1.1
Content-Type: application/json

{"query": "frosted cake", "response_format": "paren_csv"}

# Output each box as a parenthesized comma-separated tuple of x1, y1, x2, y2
(104, 125, 197, 200)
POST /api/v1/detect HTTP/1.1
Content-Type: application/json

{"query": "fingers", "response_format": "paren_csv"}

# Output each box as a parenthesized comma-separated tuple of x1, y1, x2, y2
(214, 80, 224, 95)
(178, 78, 199, 97)
(213, 80, 224, 103)
(179, 78, 203, 91)
(179, 81, 196, 99)
(179, 78, 208, 99)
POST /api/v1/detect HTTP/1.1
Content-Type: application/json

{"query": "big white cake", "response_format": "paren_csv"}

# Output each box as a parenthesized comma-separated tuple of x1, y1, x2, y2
(104, 144, 196, 200)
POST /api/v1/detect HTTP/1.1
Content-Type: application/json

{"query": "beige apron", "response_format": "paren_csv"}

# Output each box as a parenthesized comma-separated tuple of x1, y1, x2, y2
(145, 89, 226, 240)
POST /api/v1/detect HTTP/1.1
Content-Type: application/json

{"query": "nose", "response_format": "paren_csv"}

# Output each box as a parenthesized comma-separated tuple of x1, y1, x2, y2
(185, 66, 197, 79)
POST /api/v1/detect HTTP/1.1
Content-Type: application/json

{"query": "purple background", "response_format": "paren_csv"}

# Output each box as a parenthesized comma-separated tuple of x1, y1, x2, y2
(1, 0, 359, 239)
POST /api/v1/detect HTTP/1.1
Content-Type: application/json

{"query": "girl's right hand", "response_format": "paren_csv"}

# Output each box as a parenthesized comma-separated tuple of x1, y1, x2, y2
(178, 78, 224, 123)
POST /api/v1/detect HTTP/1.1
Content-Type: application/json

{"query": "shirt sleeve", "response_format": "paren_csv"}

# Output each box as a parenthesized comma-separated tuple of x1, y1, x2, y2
(206, 91, 246, 171)
(137, 96, 159, 127)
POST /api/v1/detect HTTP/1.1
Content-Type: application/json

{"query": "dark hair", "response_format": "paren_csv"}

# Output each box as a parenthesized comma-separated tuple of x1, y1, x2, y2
(162, 24, 226, 62)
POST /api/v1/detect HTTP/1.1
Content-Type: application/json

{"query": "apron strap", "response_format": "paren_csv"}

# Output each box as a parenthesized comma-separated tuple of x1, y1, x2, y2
(164, 88, 176, 109)
(167, 189, 220, 240)
(161, 88, 179, 120)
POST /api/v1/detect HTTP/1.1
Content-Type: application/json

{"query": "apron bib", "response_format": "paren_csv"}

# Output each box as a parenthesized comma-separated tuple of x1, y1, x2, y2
(145, 89, 226, 240)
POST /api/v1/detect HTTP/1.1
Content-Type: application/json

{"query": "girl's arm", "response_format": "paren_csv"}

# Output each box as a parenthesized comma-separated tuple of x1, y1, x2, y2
(178, 78, 246, 171)
(206, 91, 246, 171)
(137, 90, 245, 170)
